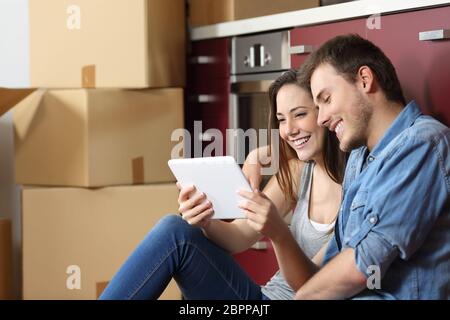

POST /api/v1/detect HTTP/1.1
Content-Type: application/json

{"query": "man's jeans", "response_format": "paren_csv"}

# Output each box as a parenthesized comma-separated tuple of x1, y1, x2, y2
(99, 215, 266, 300)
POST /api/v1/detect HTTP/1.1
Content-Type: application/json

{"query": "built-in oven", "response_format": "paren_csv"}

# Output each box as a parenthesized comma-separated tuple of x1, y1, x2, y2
(228, 30, 309, 168)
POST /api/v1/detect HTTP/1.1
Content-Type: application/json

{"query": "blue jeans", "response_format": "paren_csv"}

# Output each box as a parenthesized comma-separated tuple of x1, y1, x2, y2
(99, 214, 267, 300)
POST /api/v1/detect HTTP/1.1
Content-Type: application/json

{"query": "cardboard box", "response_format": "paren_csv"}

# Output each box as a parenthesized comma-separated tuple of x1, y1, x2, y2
(189, 0, 319, 27)
(0, 219, 13, 300)
(22, 184, 182, 300)
(0, 88, 35, 118)
(95, 279, 180, 300)
(29, 0, 185, 88)
(188, 0, 234, 27)
(14, 88, 184, 187)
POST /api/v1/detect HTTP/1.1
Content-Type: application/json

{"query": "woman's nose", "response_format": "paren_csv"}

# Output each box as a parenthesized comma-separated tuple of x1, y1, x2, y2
(286, 119, 299, 136)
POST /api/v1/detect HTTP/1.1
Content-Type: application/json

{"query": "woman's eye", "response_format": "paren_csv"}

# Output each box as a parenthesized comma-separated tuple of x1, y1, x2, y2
(325, 96, 331, 104)
(277, 118, 285, 123)
(295, 113, 307, 118)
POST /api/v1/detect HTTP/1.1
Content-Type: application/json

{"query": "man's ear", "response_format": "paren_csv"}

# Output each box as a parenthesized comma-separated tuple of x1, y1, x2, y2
(357, 66, 375, 93)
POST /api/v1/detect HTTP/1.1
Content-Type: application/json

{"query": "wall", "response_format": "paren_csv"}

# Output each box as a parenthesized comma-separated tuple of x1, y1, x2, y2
(0, 0, 29, 299)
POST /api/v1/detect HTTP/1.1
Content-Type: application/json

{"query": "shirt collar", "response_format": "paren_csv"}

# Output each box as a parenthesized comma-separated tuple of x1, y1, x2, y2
(368, 100, 422, 160)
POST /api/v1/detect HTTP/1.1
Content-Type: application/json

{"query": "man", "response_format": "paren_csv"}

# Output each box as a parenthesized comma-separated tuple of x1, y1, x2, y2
(291, 34, 450, 299)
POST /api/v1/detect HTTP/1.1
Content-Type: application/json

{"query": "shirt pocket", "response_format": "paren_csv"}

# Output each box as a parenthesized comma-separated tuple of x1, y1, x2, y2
(344, 190, 379, 247)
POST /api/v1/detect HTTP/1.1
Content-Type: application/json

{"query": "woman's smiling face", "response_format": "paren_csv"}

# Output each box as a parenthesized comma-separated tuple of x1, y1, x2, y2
(276, 84, 325, 162)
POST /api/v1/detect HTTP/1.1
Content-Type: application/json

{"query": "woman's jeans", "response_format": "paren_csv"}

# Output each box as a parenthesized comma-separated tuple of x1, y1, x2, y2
(99, 214, 266, 300)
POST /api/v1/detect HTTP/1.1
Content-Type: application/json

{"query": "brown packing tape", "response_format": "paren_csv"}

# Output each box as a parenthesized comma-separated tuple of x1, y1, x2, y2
(96, 281, 109, 299)
(0, 88, 36, 117)
(82, 65, 96, 88)
(132, 157, 145, 184)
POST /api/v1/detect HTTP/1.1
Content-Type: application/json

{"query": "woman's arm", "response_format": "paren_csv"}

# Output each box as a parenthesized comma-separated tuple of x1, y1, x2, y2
(202, 175, 296, 253)
(238, 159, 320, 290)
(202, 158, 301, 254)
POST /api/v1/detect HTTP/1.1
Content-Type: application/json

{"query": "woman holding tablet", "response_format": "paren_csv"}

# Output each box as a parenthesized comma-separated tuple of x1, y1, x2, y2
(100, 69, 347, 300)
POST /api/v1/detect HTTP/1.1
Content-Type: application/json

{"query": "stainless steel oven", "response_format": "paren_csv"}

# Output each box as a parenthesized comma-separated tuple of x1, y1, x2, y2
(229, 30, 300, 165)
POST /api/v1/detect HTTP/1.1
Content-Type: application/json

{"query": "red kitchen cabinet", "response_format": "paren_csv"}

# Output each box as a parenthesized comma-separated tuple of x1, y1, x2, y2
(290, 5, 450, 126)
(186, 38, 231, 157)
(365, 6, 450, 126)
(290, 18, 366, 69)
(233, 239, 279, 286)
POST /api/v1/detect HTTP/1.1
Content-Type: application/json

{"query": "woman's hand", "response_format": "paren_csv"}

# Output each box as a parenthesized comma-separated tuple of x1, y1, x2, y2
(242, 147, 270, 190)
(237, 189, 289, 242)
(176, 182, 214, 228)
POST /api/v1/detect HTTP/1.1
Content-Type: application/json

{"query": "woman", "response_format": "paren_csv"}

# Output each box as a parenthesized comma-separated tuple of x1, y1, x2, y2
(99, 69, 347, 300)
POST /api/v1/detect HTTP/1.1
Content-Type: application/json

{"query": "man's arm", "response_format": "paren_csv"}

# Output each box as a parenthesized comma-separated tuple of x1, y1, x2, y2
(295, 248, 367, 300)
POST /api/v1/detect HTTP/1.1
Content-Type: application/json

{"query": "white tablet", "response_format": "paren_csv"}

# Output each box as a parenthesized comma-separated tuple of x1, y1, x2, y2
(168, 156, 252, 219)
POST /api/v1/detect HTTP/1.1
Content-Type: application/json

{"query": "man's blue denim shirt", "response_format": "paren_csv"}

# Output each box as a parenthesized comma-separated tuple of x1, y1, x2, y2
(323, 101, 450, 299)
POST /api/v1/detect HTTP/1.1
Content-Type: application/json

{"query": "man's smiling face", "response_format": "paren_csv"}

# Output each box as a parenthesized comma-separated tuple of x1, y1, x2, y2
(311, 63, 373, 152)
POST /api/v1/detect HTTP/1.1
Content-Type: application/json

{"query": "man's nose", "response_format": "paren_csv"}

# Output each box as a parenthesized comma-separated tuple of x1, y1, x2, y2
(317, 108, 331, 128)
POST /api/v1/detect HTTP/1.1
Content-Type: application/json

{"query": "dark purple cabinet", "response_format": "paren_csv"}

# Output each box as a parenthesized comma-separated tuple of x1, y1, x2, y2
(365, 6, 450, 126)
(291, 5, 450, 126)
(186, 38, 231, 156)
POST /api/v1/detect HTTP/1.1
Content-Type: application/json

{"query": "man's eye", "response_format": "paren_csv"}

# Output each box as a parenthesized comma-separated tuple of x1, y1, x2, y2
(324, 96, 331, 103)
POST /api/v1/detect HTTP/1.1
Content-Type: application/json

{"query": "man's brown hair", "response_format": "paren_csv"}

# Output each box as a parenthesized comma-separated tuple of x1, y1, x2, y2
(298, 34, 406, 105)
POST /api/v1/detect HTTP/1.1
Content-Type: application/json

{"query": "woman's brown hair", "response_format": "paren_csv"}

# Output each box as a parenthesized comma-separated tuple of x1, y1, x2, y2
(268, 69, 347, 207)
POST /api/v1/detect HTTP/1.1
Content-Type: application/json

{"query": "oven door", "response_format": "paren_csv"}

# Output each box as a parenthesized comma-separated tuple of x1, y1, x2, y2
(229, 72, 285, 186)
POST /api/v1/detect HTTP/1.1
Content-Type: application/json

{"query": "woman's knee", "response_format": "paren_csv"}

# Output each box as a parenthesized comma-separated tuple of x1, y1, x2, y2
(153, 214, 201, 240)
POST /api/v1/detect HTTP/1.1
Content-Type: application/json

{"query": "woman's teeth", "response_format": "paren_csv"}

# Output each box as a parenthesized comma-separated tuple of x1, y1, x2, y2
(293, 136, 311, 147)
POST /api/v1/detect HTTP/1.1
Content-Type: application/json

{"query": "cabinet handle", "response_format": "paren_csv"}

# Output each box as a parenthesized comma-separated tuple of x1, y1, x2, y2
(419, 29, 450, 41)
(198, 133, 211, 141)
(189, 56, 217, 64)
(289, 45, 314, 55)
(197, 94, 218, 103)
(251, 241, 268, 250)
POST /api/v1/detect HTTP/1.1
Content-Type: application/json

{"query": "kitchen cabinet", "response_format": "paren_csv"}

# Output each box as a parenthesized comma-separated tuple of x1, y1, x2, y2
(186, 38, 230, 157)
(233, 240, 279, 286)
(365, 6, 450, 126)
(290, 5, 450, 126)
(290, 18, 366, 68)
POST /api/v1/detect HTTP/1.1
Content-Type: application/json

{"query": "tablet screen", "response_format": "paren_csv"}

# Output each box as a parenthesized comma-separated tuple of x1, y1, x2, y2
(168, 156, 252, 219)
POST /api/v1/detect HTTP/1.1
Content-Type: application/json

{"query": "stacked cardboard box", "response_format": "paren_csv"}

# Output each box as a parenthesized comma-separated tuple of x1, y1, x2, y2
(22, 185, 181, 300)
(14, 88, 184, 187)
(15, 0, 186, 300)
(188, 0, 319, 27)
(28, 0, 185, 88)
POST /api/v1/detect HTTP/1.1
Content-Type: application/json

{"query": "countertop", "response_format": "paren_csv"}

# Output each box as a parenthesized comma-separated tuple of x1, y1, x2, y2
(190, 0, 450, 40)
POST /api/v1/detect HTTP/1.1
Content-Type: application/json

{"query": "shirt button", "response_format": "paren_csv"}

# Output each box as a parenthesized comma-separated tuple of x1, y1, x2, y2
(369, 216, 377, 224)
(368, 156, 375, 162)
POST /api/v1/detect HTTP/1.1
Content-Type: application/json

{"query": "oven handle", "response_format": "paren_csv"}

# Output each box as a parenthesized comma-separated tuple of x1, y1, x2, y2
(231, 80, 273, 94)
